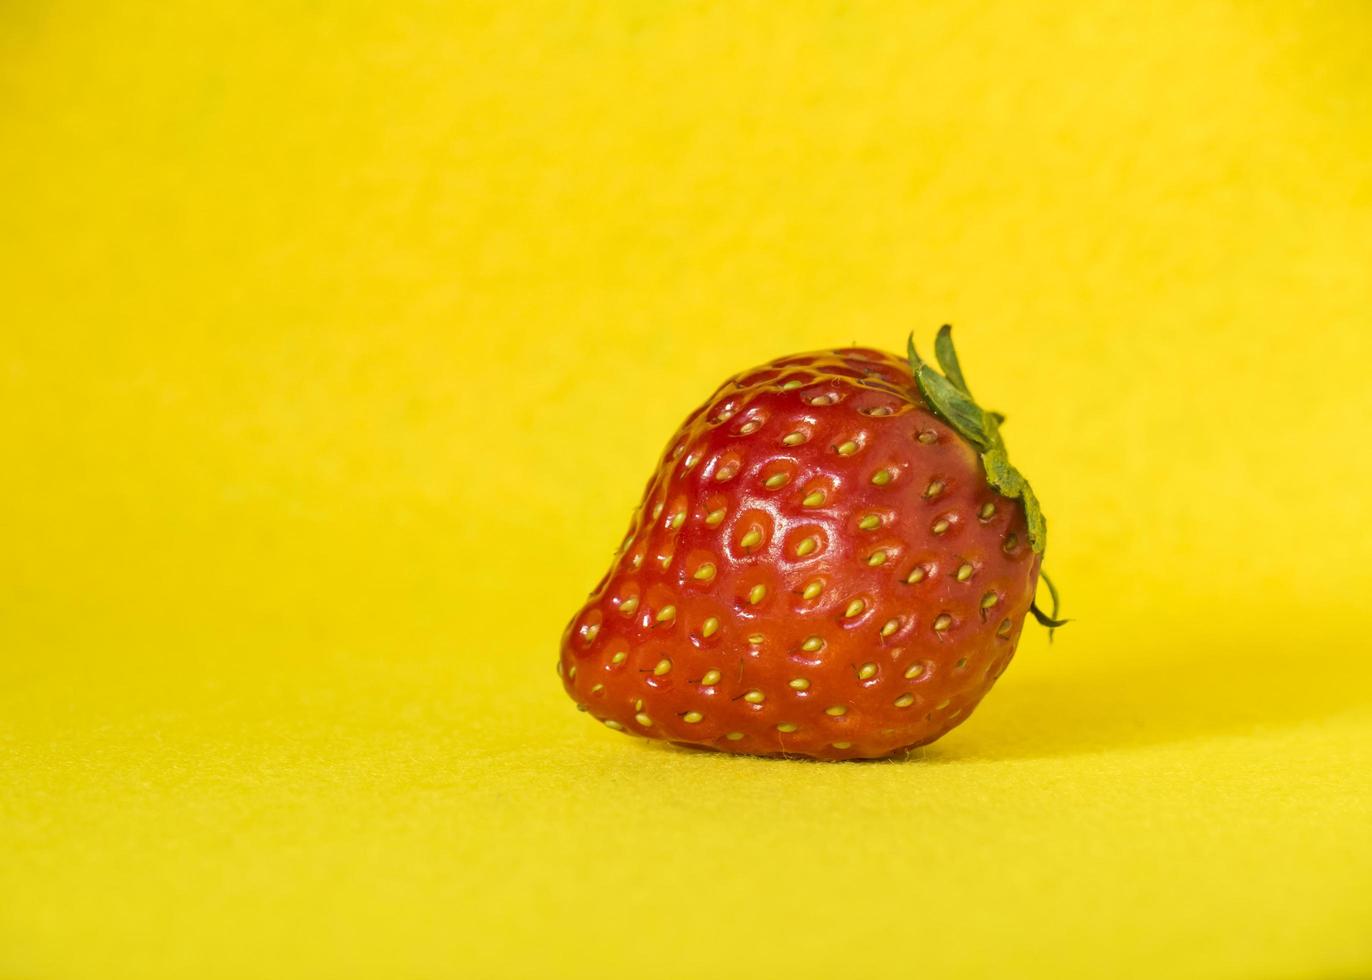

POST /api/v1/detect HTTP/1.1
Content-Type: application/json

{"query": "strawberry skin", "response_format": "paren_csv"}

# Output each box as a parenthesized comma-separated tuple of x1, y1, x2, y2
(559, 333, 1053, 760)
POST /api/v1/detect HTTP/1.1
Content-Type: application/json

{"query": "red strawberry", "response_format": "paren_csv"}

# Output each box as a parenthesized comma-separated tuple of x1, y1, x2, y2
(559, 327, 1062, 760)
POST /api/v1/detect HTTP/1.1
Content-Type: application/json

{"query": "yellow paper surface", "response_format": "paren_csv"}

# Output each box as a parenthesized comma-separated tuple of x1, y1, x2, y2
(3, 3, 1370, 977)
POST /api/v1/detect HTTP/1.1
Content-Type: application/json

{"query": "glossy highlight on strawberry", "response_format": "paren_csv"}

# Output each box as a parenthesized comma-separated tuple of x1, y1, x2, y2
(559, 328, 1059, 760)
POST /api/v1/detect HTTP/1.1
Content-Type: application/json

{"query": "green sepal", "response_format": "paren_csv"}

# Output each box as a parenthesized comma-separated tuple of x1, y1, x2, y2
(908, 334, 993, 451)
(1019, 483, 1046, 555)
(934, 323, 973, 396)
(906, 326, 1047, 556)
(980, 446, 1025, 498)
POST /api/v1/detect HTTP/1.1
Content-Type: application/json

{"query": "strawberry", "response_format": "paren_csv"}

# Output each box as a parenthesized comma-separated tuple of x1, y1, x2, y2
(559, 327, 1062, 760)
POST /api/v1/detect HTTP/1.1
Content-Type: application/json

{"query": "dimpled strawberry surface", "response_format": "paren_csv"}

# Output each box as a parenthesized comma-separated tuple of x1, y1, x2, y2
(559, 330, 1056, 759)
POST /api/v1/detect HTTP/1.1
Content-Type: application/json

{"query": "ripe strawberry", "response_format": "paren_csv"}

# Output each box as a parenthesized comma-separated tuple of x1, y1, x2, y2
(559, 327, 1062, 760)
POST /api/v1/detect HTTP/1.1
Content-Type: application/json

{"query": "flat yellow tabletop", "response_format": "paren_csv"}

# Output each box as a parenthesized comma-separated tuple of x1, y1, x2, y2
(3, 3, 1369, 978)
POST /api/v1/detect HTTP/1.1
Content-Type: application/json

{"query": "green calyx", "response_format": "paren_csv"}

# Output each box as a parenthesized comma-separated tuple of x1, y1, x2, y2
(907, 325, 1067, 636)
(906, 325, 1047, 553)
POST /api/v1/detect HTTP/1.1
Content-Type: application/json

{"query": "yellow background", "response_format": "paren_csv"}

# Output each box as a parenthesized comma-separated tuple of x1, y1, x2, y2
(3, 2, 1370, 977)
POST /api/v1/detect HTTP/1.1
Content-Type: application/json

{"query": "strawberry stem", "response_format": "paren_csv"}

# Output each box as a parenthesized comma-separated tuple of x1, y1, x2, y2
(1030, 570, 1068, 641)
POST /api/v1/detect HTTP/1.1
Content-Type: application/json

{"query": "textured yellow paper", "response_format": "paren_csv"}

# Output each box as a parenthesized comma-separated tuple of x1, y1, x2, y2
(2, 3, 1369, 978)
